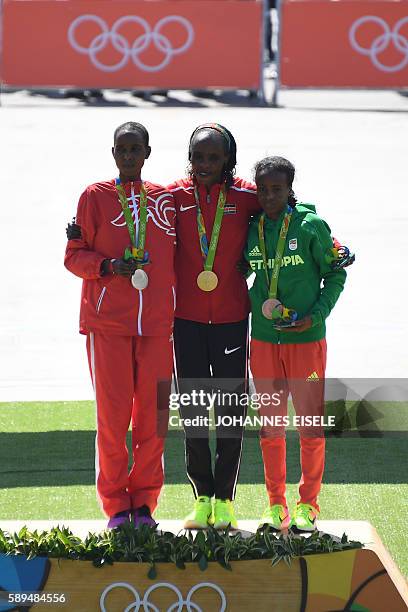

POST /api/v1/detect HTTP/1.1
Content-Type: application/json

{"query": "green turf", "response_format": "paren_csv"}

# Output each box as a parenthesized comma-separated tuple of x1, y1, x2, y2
(0, 401, 406, 576)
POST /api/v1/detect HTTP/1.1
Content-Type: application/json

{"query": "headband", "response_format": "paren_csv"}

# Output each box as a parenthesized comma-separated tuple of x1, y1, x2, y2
(190, 123, 231, 152)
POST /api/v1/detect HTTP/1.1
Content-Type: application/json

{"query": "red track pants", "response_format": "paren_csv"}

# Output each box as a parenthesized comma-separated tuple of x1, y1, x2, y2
(250, 338, 327, 512)
(86, 332, 173, 518)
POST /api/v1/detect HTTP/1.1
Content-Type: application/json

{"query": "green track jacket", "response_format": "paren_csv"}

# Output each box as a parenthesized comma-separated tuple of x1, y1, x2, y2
(244, 204, 347, 344)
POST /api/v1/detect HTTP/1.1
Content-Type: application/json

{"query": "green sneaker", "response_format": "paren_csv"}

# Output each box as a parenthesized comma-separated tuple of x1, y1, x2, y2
(211, 499, 238, 530)
(289, 503, 318, 532)
(259, 504, 289, 531)
(183, 496, 212, 529)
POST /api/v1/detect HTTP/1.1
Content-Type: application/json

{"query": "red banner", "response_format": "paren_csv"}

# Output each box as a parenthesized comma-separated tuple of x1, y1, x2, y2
(1, 0, 262, 89)
(280, 1, 408, 88)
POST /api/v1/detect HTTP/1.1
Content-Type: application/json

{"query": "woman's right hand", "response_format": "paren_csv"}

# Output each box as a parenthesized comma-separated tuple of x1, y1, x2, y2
(237, 258, 250, 276)
(112, 258, 139, 277)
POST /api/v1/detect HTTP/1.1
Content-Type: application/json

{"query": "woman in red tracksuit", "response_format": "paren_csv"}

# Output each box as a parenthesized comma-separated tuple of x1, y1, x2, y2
(168, 123, 260, 529)
(65, 122, 176, 529)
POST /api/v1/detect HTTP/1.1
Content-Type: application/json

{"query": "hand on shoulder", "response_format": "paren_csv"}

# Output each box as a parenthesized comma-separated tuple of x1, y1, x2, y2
(66, 220, 82, 240)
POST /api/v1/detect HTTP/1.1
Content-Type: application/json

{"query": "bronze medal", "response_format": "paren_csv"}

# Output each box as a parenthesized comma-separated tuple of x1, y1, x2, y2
(197, 270, 218, 292)
(262, 298, 282, 320)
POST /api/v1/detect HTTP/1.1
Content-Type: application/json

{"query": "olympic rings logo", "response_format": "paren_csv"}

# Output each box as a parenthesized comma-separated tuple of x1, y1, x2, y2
(349, 16, 408, 73)
(100, 581, 227, 612)
(68, 14, 194, 73)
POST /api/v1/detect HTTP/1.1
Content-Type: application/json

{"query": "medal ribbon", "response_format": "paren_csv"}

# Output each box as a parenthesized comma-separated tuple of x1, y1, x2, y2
(258, 206, 293, 299)
(115, 179, 148, 267)
(194, 184, 227, 272)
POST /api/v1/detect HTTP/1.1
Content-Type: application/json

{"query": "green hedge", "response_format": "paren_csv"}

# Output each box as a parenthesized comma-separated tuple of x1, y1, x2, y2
(0, 524, 362, 577)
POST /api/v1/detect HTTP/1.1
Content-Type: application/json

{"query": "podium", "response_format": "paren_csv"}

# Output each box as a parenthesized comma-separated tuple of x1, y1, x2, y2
(0, 520, 406, 611)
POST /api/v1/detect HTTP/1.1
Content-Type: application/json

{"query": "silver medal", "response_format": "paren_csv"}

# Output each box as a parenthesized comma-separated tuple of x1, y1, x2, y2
(131, 269, 149, 290)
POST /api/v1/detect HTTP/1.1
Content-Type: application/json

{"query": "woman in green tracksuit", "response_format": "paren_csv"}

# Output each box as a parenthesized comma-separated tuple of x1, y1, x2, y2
(246, 155, 347, 532)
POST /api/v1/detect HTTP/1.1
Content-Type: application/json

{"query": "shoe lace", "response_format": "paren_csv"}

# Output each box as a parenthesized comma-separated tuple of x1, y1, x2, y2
(134, 505, 151, 518)
(113, 509, 131, 518)
(216, 500, 235, 519)
(295, 503, 315, 520)
(270, 504, 284, 521)
(216, 499, 231, 509)
(196, 496, 210, 505)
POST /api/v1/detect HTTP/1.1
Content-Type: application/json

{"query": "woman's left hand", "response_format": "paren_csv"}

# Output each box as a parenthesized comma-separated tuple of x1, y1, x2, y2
(66, 221, 82, 240)
(278, 316, 312, 333)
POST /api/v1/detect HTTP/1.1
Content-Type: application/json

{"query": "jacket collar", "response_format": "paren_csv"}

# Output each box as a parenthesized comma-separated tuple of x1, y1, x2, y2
(263, 204, 293, 226)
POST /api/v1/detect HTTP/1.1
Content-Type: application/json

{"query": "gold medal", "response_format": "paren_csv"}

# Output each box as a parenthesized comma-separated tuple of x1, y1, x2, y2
(262, 298, 282, 320)
(197, 270, 218, 292)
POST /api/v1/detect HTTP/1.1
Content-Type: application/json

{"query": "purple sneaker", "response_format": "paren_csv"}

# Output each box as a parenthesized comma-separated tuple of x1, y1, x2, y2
(132, 505, 158, 529)
(107, 509, 131, 529)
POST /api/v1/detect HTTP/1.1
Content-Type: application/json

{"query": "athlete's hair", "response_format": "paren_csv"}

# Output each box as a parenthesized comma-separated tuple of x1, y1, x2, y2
(114, 122, 149, 147)
(254, 156, 298, 206)
(188, 123, 237, 187)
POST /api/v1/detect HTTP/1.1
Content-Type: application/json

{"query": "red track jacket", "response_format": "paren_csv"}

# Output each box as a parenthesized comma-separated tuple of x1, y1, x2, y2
(65, 179, 176, 337)
(168, 177, 260, 324)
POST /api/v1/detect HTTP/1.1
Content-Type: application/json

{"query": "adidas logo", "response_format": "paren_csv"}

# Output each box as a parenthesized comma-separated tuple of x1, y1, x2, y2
(307, 371, 320, 381)
(249, 245, 262, 256)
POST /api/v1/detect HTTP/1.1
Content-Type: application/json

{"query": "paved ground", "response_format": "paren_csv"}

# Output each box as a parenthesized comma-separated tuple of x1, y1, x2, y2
(1, 87, 407, 401)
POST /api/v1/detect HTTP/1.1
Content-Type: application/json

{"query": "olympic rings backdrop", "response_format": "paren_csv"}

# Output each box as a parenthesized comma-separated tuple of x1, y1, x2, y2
(280, 0, 408, 87)
(1, 0, 263, 89)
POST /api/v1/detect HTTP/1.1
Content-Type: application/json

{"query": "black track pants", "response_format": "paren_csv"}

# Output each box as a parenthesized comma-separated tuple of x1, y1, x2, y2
(173, 317, 248, 500)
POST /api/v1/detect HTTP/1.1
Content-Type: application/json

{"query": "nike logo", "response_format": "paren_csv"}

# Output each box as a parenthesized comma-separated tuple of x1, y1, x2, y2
(225, 346, 241, 355)
(180, 204, 196, 212)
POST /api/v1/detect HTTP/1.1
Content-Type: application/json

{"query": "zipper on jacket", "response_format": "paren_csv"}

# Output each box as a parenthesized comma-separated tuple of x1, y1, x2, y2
(205, 190, 211, 322)
(137, 290, 143, 335)
(130, 180, 144, 334)
(96, 287, 106, 314)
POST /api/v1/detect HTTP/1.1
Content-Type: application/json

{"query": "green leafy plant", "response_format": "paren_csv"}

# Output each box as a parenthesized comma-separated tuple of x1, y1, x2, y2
(0, 524, 362, 577)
